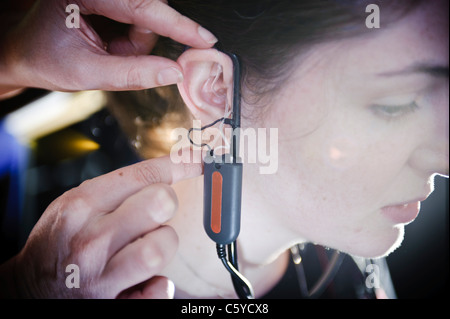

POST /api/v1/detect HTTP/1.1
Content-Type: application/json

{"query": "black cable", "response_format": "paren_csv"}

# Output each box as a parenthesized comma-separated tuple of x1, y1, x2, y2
(227, 242, 253, 298)
(291, 245, 309, 297)
(217, 243, 254, 299)
(292, 244, 345, 299)
(307, 250, 344, 298)
(187, 117, 226, 151)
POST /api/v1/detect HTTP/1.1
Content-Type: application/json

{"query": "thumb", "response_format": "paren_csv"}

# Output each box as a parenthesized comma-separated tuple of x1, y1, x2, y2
(86, 54, 184, 90)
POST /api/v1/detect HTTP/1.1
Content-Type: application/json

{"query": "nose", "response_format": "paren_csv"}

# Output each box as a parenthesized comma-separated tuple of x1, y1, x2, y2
(409, 89, 449, 177)
(409, 145, 449, 177)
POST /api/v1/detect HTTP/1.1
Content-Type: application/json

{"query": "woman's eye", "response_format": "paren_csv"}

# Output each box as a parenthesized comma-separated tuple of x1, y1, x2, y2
(370, 102, 419, 120)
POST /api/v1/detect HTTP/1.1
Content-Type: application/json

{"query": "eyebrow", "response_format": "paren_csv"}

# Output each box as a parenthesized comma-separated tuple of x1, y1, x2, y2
(377, 63, 449, 79)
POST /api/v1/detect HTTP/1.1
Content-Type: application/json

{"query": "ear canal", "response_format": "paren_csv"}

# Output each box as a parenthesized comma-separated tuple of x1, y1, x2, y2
(202, 63, 227, 105)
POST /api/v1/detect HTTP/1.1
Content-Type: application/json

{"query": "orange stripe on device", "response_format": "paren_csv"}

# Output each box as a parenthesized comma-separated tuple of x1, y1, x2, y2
(211, 171, 223, 233)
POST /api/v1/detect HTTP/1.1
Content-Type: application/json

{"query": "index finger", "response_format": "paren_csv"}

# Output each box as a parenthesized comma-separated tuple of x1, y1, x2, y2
(74, 154, 203, 213)
(79, 0, 218, 48)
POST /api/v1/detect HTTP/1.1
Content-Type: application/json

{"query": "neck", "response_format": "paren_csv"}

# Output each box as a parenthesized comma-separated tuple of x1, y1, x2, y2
(161, 173, 304, 298)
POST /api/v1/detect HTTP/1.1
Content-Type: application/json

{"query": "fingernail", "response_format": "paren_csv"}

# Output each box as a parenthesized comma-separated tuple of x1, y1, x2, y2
(147, 255, 163, 268)
(167, 280, 175, 299)
(153, 189, 176, 224)
(197, 26, 218, 44)
(133, 26, 153, 34)
(157, 67, 184, 86)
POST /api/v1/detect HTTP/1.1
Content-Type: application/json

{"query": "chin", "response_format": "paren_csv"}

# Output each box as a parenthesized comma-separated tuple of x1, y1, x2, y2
(340, 225, 405, 259)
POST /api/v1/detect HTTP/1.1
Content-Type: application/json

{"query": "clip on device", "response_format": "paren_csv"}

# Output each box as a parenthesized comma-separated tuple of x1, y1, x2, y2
(201, 51, 255, 299)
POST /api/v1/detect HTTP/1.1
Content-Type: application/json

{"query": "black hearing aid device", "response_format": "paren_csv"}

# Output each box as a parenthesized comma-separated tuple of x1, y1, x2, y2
(200, 51, 254, 299)
(203, 51, 242, 245)
(203, 153, 243, 244)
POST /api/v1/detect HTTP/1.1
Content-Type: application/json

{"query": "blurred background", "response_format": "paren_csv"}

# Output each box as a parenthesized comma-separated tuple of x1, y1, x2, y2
(0, 89, 448, 298)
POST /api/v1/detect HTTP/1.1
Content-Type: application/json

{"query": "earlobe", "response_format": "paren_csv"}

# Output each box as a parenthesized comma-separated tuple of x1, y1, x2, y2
(176, 48, 234, 123)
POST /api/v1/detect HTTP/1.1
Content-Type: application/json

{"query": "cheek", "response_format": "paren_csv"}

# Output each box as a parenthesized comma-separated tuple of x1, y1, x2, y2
(320, 134, 398, 191)
(322, 135, 365, 171)
(316, 134, 413, 212)
(276, 126, 408, 229)
(292, 132, 382, 206)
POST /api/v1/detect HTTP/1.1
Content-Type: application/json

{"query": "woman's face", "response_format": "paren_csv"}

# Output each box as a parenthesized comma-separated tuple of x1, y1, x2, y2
(243, 0, 448, 258)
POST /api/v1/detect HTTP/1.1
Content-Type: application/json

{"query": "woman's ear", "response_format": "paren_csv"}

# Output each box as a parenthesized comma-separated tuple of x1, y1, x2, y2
(177, 48, 234, 124)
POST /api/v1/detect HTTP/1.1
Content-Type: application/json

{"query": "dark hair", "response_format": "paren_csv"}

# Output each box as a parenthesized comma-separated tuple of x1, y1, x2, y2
(107, 0, 420, 158)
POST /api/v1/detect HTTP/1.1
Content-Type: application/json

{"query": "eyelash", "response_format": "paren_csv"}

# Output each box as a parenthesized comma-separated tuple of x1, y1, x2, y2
(370, 101, 420, 122)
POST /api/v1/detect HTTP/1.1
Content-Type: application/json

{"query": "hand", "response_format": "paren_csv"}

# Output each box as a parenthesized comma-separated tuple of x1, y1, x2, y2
(3, 155, 202, 298)
(0, 0, 217, 94)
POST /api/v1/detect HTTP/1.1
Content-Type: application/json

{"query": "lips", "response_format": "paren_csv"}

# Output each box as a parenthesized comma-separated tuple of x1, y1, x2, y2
(380, 201, 421, 224)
